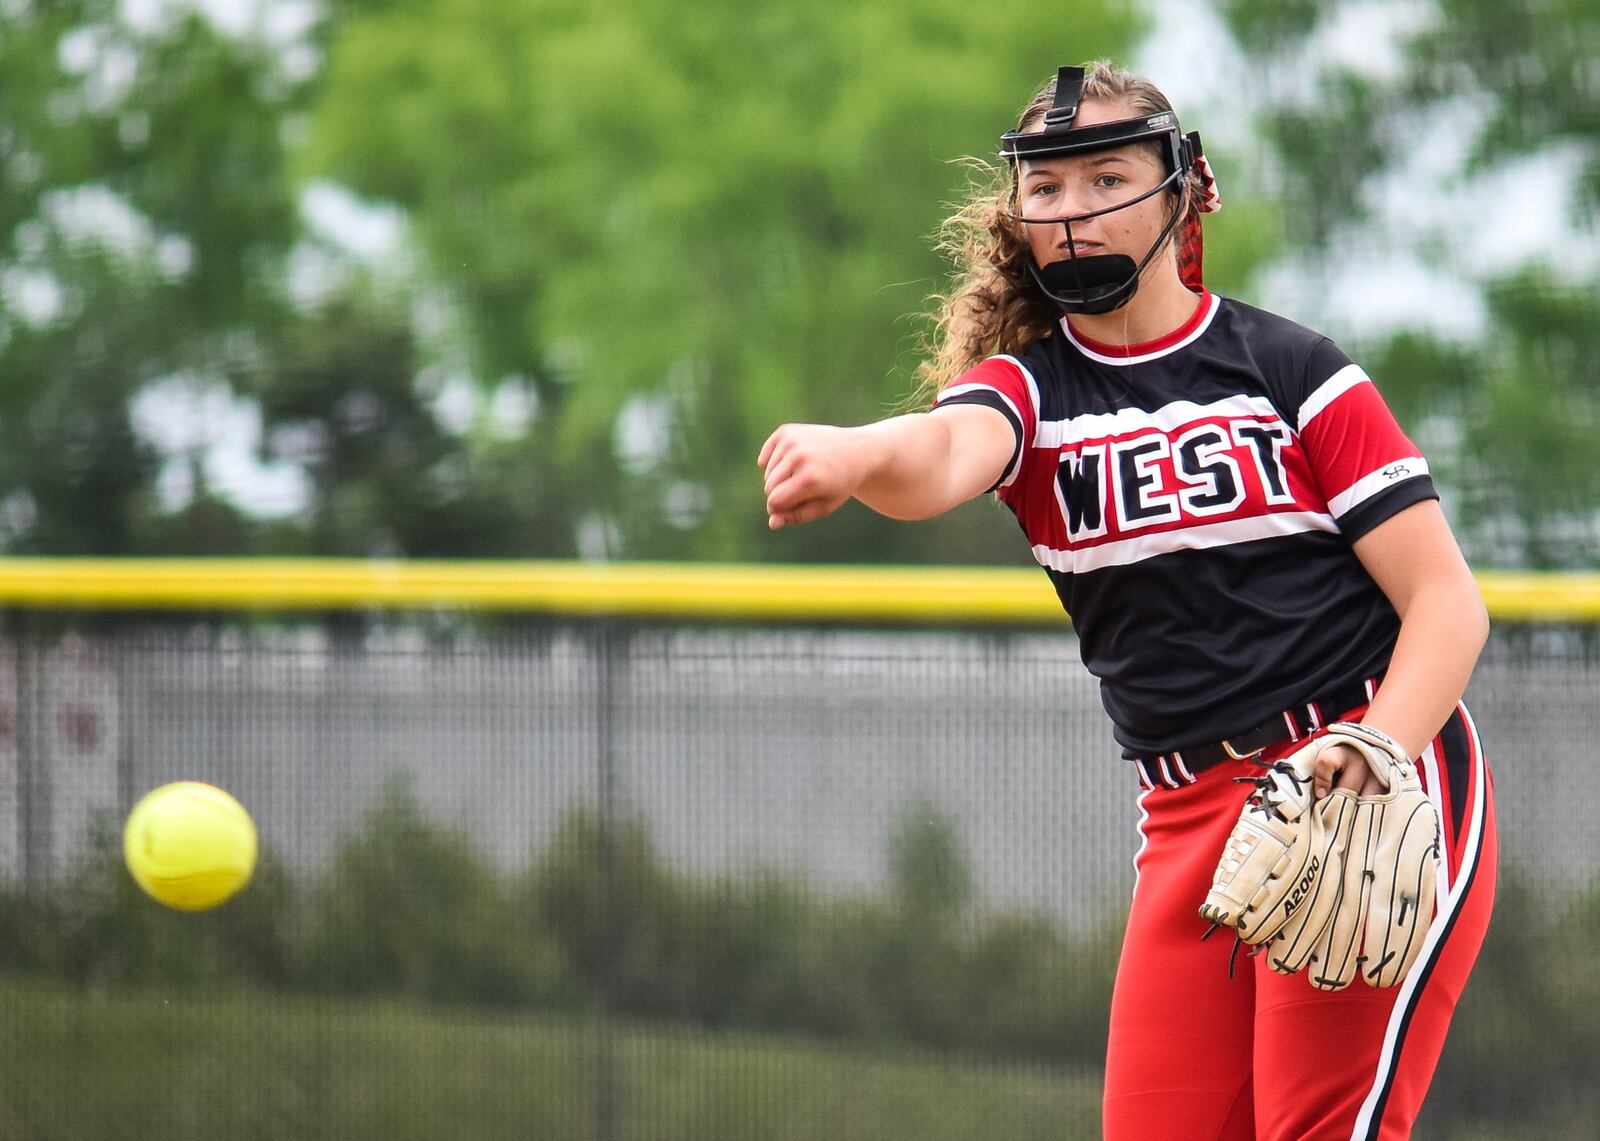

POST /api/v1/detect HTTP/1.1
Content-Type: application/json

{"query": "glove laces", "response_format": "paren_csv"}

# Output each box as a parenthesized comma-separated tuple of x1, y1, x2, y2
(1234, 757, 1308, 825)
(1198, 757, 1310, 976)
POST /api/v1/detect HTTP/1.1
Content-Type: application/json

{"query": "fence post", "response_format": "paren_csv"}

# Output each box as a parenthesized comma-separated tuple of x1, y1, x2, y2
(594, 620, 628, 1141)
(16, 617, 47, 894)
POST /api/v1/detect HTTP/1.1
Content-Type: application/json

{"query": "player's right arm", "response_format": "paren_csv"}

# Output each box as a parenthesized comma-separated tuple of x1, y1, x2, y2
(758, 404, 1016, 530)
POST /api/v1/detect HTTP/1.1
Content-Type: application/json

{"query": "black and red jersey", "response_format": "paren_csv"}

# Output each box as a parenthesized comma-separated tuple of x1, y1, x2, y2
(934, 290, 1438, 757)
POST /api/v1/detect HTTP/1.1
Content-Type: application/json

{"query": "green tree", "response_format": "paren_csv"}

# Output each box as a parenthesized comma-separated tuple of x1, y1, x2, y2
(304, 777, 562, 1005)
(307, 0, 1150, 564)
(1220, 0, 1600, 567)
(0, 3, 303, 552)
(0, 3, 540, 559)
(3, 2, 1298, 564)
(248, 289, 554, 557)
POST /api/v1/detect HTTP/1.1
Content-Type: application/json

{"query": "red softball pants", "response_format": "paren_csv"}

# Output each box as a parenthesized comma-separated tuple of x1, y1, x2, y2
(1102, 703, 1497, 1141)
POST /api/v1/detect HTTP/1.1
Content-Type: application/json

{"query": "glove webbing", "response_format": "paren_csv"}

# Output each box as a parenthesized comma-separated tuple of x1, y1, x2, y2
(1199, 753, 1317, 972)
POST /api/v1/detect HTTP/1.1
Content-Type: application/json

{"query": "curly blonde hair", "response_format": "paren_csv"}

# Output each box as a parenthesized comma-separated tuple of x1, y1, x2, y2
(914, 61, 1200, 404)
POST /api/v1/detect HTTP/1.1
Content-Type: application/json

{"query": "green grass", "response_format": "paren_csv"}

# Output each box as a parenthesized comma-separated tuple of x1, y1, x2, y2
(0, 980, 1102, 1140)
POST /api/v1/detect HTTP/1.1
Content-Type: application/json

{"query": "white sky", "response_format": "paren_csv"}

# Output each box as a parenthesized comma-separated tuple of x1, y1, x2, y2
(120, 0, 316, 44)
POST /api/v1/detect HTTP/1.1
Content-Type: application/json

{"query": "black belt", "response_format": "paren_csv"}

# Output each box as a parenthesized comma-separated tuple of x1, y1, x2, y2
(1132, 674, 1383, 789)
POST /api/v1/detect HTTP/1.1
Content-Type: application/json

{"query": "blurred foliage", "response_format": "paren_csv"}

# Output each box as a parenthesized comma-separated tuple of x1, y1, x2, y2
(304, 0, 1146, 564)
(1432, 873, 1600, 1133)
(0, 1, 302, 554)
(520, 795, 1114, 1059)
(0, 813, 299, 988)
(0, 782, 1117, 1068)
(1221, 0, 1600, 568)
(249, 292, 558, 557)
(0, 784, 1593, 1135)
(0, 0, 1144, 565)
(304, 776, 565, 1005)
(0, 0, 1593, 566)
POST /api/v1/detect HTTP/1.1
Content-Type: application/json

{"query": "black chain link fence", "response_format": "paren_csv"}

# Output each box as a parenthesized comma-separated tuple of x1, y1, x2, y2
(0, 615, 1592, 1139)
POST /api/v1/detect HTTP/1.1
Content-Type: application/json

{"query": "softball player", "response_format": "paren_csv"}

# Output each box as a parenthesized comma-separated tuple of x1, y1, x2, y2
(758, 61, 1497, 1140)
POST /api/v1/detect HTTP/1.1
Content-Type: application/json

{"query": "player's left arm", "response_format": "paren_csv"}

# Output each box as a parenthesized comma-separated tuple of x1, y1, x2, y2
(1315, 499, 1489, 798)
(1289, 337, 1490, 800)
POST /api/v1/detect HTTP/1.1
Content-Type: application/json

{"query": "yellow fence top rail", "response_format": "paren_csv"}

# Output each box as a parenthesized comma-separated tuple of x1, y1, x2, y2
(0, 559, 1594, 624)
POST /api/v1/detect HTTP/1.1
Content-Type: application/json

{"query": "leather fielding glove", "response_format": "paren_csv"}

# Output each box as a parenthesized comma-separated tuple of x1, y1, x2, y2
(1291, 722, 1441, 990)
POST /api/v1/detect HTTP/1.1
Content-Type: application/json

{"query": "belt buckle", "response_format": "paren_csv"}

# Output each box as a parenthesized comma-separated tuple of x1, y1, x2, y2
(1221, 737, 1263, 761)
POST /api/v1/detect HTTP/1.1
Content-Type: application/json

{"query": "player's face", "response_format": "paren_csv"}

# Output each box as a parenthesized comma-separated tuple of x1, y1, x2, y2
(1016, 99, 1173, 272)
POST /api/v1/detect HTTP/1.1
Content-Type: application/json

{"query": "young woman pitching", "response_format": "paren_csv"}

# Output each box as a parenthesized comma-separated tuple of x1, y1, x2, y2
(757, 61, 1497, 1141)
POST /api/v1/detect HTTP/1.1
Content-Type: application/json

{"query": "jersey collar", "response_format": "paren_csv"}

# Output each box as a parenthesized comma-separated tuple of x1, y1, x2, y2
(1062, 290, 1220, 366)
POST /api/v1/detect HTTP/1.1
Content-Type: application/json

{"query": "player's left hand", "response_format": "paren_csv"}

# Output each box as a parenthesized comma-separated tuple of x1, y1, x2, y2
(1314, 741, 1388, 800)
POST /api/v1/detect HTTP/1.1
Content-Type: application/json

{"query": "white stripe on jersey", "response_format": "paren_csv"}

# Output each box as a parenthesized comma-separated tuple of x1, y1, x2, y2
(1297, 364, 1372, 432)
(1031, 509, 1339, 574)
(938, 381, 1021, 412)
(1034, 393, 1285, 449)
(1326, 457, 1430, 520)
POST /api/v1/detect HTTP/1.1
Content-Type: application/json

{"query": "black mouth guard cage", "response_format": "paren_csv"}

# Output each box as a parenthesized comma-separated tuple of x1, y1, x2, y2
(999, 65, 1207, 315)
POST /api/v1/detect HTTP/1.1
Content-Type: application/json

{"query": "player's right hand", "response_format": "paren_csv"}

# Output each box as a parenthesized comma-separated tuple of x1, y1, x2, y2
(758, 423, 867, 529)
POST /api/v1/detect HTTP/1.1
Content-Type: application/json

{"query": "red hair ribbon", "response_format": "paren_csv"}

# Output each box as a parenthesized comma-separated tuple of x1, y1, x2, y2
(1179, 153, 1222, 293)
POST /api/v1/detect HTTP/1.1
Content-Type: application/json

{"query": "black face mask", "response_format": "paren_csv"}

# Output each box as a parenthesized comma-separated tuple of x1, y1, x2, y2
(1019, 167, 1190, 315)
(999, 66, 1203, 315)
